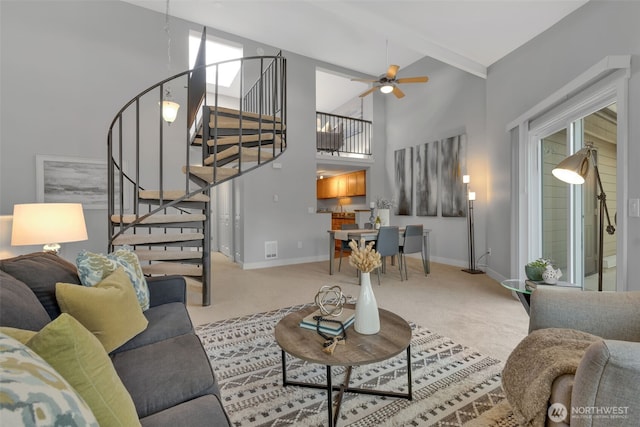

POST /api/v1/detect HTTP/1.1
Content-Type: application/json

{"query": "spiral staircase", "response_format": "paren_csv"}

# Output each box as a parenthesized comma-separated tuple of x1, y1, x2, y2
(107, 33, 286, 306)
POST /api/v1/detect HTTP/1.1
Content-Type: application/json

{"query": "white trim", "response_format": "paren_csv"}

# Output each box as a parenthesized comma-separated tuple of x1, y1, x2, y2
(509, 55, 630, 291)
(506, 55, 631, 131)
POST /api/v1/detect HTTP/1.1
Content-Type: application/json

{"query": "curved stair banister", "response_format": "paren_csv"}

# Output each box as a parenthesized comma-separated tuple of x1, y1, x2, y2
(107, 54, 286, 306)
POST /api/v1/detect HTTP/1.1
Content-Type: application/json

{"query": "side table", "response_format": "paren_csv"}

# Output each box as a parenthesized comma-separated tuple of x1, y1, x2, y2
(500, 279, 582, 315)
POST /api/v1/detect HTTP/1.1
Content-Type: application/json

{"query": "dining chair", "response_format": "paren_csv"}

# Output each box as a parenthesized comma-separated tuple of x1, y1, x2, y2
(399, 224, 424, 280)
(338, 223, 359, 272)
(374, 226, 401, 285)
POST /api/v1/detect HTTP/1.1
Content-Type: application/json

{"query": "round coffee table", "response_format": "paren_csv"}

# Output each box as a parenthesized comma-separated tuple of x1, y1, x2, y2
(274, 304, 412, 427)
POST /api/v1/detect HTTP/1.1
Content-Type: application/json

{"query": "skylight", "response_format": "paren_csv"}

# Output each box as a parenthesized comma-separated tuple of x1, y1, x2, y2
(189, 33, 243, 88)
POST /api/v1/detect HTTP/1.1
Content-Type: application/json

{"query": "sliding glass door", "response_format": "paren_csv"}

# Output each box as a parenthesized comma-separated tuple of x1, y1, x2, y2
(538, 104, 617, 290)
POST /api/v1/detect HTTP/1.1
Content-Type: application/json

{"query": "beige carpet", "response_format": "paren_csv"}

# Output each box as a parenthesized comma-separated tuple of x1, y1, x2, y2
(187, 254, 529, 363)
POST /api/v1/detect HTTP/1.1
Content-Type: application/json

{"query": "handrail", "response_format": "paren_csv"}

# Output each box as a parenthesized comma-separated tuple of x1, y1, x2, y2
(316, 111, 372, 156)
(107, 54, 287, 243)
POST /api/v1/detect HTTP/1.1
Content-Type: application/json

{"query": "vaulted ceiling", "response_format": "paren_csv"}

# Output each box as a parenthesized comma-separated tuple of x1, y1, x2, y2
(123, 0, 588, 79)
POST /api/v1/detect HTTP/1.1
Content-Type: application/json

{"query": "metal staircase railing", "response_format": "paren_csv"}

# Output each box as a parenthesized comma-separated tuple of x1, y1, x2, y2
(107, 51, 286, 306)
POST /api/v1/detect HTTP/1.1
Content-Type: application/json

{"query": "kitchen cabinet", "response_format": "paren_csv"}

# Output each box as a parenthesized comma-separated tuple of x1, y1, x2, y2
(317, 170, 366, 199)
(331, 212, 356, 252)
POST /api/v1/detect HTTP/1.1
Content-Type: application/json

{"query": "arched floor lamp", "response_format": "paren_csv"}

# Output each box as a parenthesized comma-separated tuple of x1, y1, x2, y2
(552, 142, 615, 291)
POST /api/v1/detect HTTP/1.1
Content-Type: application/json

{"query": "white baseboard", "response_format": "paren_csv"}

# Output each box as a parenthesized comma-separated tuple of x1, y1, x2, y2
(240, 254, 328, 270)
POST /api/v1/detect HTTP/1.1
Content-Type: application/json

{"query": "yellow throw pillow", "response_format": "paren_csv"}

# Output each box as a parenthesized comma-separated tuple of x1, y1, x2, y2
(0, 326, 37, 344)
(55, 267, 148, 353)
(26, 313, 141, 427)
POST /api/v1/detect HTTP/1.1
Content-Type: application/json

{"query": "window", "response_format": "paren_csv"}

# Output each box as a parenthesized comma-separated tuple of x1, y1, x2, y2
(189, 32, 243, 88)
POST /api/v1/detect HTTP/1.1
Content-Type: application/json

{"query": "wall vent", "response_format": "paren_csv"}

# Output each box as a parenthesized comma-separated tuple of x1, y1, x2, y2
(265, 241, 278, 259)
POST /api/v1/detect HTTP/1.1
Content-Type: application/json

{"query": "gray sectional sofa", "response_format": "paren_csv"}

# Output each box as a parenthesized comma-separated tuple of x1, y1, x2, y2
(0, 252, 231, 426)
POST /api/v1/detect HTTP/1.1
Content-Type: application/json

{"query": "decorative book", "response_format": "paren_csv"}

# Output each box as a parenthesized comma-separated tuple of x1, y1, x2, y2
(299, 308, 355, 336)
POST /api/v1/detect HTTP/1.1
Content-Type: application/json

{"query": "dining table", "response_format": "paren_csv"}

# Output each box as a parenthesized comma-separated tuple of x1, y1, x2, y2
(327, 228, 431, 276)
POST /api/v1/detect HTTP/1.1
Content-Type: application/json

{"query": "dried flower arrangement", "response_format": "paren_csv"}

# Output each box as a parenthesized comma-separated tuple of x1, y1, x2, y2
(348, 238, 382, 273)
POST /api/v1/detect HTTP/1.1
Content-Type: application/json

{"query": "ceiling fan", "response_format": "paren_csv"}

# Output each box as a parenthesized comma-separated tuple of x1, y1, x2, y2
(352, 64, 429, 99)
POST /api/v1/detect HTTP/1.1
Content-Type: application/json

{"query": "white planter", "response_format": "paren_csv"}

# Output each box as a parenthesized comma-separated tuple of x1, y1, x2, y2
(354, 272, 380, 335)
(377, 209, 390, 226)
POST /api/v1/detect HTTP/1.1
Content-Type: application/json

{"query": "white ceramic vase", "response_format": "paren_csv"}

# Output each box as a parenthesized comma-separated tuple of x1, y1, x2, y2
(377, 209, 390, 226)
(354, 272, 380, 335)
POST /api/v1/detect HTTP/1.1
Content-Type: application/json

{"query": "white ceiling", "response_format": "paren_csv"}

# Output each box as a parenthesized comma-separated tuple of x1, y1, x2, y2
(123, 0, 588, 79)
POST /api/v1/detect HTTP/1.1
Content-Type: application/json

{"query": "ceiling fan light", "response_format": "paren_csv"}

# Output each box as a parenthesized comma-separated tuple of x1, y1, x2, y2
(380, 84, 394, 94)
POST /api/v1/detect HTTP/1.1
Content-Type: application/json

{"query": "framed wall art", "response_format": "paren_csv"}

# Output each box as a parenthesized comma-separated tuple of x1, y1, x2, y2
(415, 140, 438, 216)
(36, 155, 126, 210)
(440, 134, 467, 217)
(393, 147, 413, 216)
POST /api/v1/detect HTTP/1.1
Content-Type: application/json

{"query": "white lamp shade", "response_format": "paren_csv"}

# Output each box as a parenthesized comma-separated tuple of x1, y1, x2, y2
(468, 192, 476, 201)
(380, 84, 394, 94)
(552, 146, 591, 185)
(162, 100, 180, 123)
(463, 175, 470, 184)
(11, 203, 88, 246)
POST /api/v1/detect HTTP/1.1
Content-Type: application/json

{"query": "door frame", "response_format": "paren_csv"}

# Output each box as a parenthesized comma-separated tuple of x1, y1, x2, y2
(508, 56, 630, 291)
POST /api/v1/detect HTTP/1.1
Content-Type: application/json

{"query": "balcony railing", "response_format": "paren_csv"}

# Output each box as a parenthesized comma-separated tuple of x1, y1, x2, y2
(316, 112, 372, 157)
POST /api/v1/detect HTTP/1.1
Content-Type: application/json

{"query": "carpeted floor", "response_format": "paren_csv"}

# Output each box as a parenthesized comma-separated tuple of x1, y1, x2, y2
(196, 304, 519, 427)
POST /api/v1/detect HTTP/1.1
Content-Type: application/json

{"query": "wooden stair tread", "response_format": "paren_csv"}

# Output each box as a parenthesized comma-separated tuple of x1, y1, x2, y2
(111, 214, 206, 224)
(208, 106, 282, 123)
(183, 165, 239, 183)
(139, 190, 210, 202)
(134, 249, 202, 261)
(210, 117, 286, 131)
(204, 146, 275, 165)
(193, 132, 275, 147)
(112, 232, 204, 246)
(142, 262, 203, 277)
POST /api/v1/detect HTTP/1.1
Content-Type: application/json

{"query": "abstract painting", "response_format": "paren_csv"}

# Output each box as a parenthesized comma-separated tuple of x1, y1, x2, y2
(36, 155, 124, 210)
(440, 134, 467, 217)
(393, 147, 413, 216)
(415, 140, 438, 216)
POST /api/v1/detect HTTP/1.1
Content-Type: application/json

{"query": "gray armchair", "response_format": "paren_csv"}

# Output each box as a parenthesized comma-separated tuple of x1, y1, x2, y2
(504, 288, 640, 427)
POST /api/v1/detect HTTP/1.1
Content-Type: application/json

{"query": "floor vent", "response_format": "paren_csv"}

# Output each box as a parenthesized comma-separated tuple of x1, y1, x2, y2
(265, 241, 278, 259)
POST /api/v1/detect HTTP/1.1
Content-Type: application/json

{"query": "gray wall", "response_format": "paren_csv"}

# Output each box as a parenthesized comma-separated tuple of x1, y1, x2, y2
(485, 0, 640, 290)
(383, 56, 487, 267)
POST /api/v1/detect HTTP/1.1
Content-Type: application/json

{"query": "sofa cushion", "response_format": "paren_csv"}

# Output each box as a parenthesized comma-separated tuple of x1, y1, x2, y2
(76, 247, 150, 311)
(140, 395, 230, 427)
(0, 252, 80, 319)
(111, 333, 220, 419)
(0, 331, 99, 426)
(56, 267, 148, 353)
(113, 302, 194, 353)
(27, 313, 141, 427)
(0, 270, 51, 331)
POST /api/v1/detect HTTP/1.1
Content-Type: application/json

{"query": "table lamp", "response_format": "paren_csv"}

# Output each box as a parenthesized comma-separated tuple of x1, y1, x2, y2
(11, 203, 88, 254)
(552, 142, 615, 291)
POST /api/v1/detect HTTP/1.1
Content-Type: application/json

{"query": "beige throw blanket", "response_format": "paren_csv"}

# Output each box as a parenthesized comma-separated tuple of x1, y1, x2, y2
(502, 328, 601, 427)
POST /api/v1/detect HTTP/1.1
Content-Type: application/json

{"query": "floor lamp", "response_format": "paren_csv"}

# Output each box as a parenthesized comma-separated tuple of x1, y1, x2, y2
(462, 186, 483, 274)
(552, 142, 615, 291)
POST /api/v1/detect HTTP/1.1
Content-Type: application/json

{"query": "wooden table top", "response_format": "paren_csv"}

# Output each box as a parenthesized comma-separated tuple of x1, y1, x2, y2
(274, 304, 412, 367)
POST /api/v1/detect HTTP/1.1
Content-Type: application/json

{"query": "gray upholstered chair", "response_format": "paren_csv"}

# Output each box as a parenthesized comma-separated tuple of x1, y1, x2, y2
(398, 224, 423, 280)
(338, 223, 359, 272)
(503, 288, 640, 427)
(374, 226, 401, 285)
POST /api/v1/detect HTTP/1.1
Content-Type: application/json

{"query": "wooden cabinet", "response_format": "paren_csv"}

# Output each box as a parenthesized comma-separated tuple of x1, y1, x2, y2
(331, 213, 356, 252)
(317, 170, 366, 199)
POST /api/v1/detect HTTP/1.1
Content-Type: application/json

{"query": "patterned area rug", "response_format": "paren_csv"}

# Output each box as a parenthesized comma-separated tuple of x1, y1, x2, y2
(196, 304, 518, 427)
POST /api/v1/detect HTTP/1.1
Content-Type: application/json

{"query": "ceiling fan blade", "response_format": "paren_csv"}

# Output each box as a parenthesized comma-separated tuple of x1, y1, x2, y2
(386, 64, 400, 80)
(392, 86, 405, 99)
(359, 86, 379, 98)
(396, 76, 429, 84)
(351, 77, 380, 83)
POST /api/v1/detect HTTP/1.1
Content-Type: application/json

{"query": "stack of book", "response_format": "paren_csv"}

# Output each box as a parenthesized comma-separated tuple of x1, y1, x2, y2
(299, 308, 355, 336)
